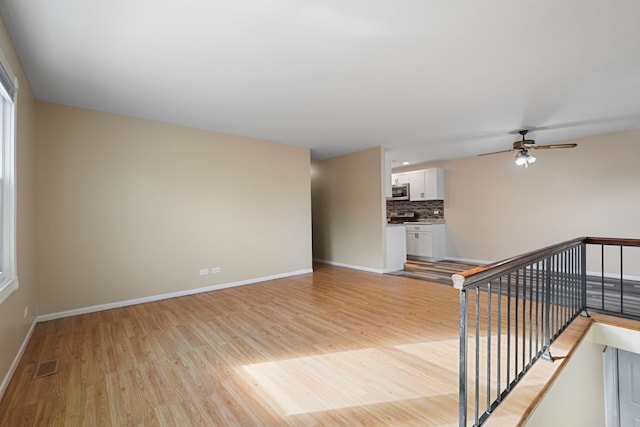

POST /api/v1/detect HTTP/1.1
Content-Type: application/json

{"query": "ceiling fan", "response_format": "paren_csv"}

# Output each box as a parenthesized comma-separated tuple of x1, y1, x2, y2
(480, 130, 577, 168)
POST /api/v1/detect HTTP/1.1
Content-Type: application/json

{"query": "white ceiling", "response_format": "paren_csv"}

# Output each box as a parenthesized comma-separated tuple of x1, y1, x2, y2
(1, 1, 640, 165)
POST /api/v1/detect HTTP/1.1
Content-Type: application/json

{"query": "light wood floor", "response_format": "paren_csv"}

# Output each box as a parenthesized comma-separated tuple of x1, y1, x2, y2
(0, 263, 588, 426)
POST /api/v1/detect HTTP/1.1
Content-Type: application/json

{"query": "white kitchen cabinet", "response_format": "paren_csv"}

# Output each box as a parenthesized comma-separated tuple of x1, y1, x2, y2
(408, 168, 444, 200)
(391, 168, 444, 200)
(384, 156, 392, 198)
(424, 168, 444, 200)
(386, 225, 407, 272)
(391, 172, 411, 185)
(408, 171, 425, 201)
(405, 224, 446, 260)
(407, 228, 433, 257)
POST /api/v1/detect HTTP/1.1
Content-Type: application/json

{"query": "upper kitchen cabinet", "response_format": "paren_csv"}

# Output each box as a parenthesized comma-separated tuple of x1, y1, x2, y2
(391, 172, 411, 185)
(392, 168, 444, 200)
(417, 168, 444, 200)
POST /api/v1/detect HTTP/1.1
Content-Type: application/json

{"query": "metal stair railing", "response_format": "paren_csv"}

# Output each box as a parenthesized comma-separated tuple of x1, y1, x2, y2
(453, 237, 640, 427)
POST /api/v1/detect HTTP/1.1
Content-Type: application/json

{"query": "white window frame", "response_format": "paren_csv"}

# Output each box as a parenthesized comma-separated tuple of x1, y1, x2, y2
(0, 47, 18, 305)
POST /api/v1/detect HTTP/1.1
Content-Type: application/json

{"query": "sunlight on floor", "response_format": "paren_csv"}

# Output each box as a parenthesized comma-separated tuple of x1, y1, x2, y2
(394, 339, 459, 372)
(396, 336, 552, 387)
(240, 347, 455, 415)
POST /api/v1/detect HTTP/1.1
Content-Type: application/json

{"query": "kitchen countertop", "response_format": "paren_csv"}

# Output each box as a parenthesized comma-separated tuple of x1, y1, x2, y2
(386, 223, 407, 227)
(405, 219, 446, 225)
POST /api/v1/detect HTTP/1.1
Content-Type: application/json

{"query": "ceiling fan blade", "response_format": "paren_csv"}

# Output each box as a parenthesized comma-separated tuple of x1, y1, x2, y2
(533, 143, 578, 150)
(478, 149, 514, 156)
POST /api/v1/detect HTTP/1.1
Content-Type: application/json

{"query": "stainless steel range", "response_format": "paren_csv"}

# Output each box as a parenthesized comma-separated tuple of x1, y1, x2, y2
(387, 211, 415, 224)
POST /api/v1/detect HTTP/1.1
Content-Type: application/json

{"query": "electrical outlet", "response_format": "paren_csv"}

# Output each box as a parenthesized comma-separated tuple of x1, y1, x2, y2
(211, 267, 221, 274)
(23, 306, 28, 318)
(199, 269, 209, 276)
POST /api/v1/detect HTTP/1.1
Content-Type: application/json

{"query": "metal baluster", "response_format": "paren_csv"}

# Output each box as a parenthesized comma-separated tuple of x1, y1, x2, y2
(563, 251, 568, 326)
(542, 257, 552, 361)
(535, 261, 540, 354)
(551, 255, 560, 338)
(567, 249, 570, 321)
(570, 247, 575, 315)
(571, 247, 578, 313)
(567, 250, 570, 323)
(582, 243, 588, 312)
(558, 254, 563, 331)
(459, 289, 468, 427)
(551, 256, 556, 339)
(557, 254, 561, 334)
(569, 249, 572, 320)
(522, 267, 526, 372)
(601, 244, 605, 310)
(559, 253, 563, 328)
(506, 273, 512, 389)
(515, 270, 519, 378)
(487, 281, 492, 414)
(497, 277, 502, 402)
(620, 245, 624, 314)
(578, 245, 582, 312)
(529, 263, 534, 365)
(475, 288, 480, 427)
(550, 256, 554, 339)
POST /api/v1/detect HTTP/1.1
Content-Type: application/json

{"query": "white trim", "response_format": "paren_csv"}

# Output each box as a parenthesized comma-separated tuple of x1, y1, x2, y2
(0, 46, 17, 99)
(313, 258, 385, 274)
(603, 346, 620, 427)
(0, 277, 18, 305)
(0, 45, 18, 305)
(36, 269, 313, 322)
(0, 317, 36, 401)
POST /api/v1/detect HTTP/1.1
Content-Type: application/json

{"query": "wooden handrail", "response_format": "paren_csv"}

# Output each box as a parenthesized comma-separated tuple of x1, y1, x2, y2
(585, 237, 640, 247)
(452, 237, 640, 290)
(452, 236, 640, 290)
(452, 237, 586, 290)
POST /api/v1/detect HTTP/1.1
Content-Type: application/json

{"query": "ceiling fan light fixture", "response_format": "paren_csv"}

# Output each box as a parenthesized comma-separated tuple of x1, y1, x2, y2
(479, 129, 577, 165)
(514, 150, 536, 167)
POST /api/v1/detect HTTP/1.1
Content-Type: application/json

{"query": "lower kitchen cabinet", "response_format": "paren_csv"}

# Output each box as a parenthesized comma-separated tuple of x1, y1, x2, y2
(405, 223, 445, 261)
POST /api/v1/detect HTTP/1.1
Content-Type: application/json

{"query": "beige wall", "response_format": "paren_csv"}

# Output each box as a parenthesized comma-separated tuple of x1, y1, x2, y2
(311, 147, 386, 271)
(525, 333, 605, 427)
(35, 103, 312, 314)
(396, 130, 640, 265)
(0, 18, 38, 394)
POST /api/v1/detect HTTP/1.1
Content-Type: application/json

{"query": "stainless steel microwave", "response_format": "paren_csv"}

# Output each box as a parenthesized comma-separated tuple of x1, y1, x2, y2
(387, 183, 410, 201)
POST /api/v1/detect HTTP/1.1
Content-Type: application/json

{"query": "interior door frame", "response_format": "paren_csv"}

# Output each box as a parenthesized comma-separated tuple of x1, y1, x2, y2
(603, 346, 619, 427)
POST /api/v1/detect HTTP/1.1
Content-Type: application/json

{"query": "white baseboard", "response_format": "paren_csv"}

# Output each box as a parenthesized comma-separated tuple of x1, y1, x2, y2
(313, 259, 385, 274)
(36, 269, 313, 322)
(586, 270, 640, 282)
(0, 317, 37, 401)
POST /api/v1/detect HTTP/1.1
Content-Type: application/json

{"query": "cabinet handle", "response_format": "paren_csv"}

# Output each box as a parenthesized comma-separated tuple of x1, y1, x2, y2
(415, 233, 418, 239)
(421, 192, 424, 198)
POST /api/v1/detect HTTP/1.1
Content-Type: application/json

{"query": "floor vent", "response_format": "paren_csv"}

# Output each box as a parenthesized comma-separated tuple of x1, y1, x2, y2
(33, 359, 59, 379)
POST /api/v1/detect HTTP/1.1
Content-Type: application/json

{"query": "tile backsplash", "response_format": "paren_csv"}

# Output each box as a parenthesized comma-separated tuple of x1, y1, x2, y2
(387, 200, 444, 220)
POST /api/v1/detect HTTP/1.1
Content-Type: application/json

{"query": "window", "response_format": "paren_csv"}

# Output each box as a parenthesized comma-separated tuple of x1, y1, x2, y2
(0, 49, 17, 305)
